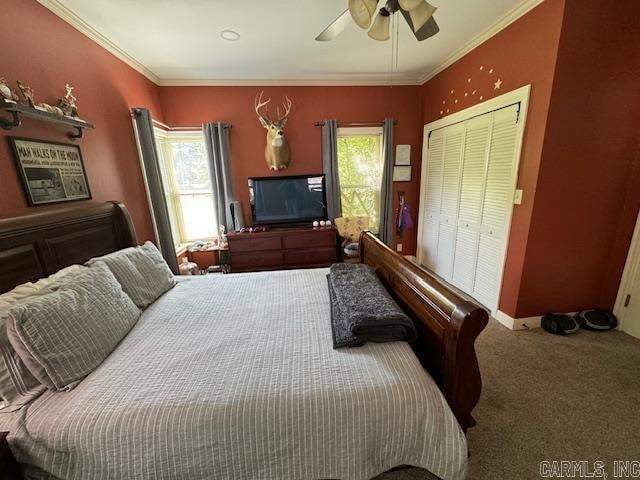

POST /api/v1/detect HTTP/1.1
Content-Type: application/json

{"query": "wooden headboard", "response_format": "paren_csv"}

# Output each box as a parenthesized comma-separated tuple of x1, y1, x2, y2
(359, 232, 488, 432)
(0, 202, 137, 294)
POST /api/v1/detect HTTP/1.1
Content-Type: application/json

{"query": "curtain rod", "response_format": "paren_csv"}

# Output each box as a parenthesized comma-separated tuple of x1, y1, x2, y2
(151, 119, 232, 130)
(314, 121, 397, 127)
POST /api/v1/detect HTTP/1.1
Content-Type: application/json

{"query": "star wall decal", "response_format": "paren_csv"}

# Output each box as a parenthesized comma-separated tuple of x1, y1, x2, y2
(436, 65, 504, 118)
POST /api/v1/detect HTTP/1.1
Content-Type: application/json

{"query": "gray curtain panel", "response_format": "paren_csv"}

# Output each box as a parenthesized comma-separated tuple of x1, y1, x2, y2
(322, 119, 342, 219)
(379, 118, 395, 246)
(203, 122, 236, 232)
(131, 108, 179, 274)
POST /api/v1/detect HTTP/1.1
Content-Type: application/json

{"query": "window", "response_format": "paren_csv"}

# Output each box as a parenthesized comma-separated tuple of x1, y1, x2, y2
(154, 130, 217, 245)
(337, 127, 384, 232)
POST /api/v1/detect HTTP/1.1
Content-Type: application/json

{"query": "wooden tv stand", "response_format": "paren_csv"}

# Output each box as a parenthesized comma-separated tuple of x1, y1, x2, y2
(227, 226, 338, 273)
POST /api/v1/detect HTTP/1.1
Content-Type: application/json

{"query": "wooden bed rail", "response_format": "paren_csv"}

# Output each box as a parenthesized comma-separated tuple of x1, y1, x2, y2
(359, 232, 489, 432)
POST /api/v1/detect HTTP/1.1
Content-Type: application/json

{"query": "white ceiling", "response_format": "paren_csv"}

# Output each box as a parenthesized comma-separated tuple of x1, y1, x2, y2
(38, 0, 542, 85)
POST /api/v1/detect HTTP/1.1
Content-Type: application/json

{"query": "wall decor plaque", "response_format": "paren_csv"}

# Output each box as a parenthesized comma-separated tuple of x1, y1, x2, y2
(9, 137, 91, 206)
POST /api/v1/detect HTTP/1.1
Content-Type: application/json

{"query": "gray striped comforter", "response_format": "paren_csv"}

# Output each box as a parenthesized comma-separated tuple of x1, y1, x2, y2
(0, 268, 467, 480)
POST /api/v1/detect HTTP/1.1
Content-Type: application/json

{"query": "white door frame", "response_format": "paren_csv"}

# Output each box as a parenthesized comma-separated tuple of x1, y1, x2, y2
(613, 209, 640, 333)
(417, 85, 531, 316)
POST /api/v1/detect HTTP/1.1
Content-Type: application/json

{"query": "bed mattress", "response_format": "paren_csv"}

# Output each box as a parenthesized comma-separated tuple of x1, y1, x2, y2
(0, 268, 466, 480)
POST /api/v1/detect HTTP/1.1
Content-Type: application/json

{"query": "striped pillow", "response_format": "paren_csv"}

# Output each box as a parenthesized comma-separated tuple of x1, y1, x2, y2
(86, 241, 176, 309)
(6, 264, 141, 392)
(0, 317, 45, 411)
(0, 266, 85, 410)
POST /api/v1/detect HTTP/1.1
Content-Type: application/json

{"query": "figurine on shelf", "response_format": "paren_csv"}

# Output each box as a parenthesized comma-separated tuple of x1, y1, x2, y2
(37, 102, 64, 116)
(58, 83, 78, 117)
(16, 80, 35, 107)
(0, 77, 19, 103)
(17, 80, 36, 108)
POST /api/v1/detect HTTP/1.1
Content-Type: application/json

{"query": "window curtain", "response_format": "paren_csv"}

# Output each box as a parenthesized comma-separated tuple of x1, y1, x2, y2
(203, 122, 236, 232)
(131, 108, 179, 274)
(322, 119, 342, 219)
(379, 118, 395, 246)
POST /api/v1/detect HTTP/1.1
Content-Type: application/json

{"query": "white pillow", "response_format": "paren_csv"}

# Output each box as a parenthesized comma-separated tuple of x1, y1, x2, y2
(0, 265, 87, 308)
(7, 263, 141, 392)
(86, 241, 176, 309)
(0, 265, 88, 410)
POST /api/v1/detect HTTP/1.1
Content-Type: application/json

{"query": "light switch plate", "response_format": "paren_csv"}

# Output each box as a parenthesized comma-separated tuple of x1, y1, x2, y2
(514, 189, 523, 205)
(396, 243, 403, 252)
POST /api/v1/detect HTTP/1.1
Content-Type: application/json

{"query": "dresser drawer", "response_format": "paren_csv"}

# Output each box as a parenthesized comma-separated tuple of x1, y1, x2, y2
(284, 247, 336, 267)
(229, 236, 281, 253)
(232, 251, 283, 269)
(283, 230, 336, 249)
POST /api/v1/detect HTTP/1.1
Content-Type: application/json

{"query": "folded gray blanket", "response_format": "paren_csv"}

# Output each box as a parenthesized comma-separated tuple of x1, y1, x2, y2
(327, 263, 417, 348)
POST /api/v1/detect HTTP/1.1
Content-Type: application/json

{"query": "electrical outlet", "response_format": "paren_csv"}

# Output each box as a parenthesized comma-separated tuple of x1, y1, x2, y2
(514, 189, 523, 205)
(396, 243, 403, 252)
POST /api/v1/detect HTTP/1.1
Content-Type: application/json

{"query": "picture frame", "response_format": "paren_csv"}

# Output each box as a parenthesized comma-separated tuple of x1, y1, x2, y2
(8, 137, 91, 206)
(392, 165, 412, 182)
(395, 144, 411, 165)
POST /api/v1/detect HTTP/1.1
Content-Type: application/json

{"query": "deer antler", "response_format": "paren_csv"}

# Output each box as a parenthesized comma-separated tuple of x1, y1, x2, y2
(276, 96, 293, 125)
(254, 90, 272, 124)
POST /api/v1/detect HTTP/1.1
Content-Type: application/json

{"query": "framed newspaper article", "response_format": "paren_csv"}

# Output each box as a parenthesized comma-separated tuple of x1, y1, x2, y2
(9, 137, 91, 206)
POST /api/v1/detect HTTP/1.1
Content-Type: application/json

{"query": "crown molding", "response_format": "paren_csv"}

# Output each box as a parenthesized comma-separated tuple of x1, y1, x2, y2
(36, 0, 160, 84)
(156, 76, 421, 87)
(417, 0, 545, 85)
(38, 0, 543, 88)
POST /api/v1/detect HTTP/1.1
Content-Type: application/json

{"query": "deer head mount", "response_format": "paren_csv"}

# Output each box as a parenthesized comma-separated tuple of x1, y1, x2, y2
(254, 91, 292, 171)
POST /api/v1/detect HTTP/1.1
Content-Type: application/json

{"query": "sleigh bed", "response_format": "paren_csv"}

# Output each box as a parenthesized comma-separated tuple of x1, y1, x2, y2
(0, 202, 488, 480)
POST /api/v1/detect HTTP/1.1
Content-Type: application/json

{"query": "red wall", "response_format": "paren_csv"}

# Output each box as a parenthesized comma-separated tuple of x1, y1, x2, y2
(159, 85, 423, 254)
(5, 0, 639, 318)
(420, 0, 640, 318)
(0, 0, 163, 242)
(517, 0, 640, 317)
(420, 0, 566, 316)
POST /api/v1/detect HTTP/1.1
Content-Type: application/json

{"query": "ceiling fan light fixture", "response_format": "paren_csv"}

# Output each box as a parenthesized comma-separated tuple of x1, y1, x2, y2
(409, 1, 437, 32)
(368, 9, 391, 41)
(349, 0, 379, 29)
(398, 0, 424, 11)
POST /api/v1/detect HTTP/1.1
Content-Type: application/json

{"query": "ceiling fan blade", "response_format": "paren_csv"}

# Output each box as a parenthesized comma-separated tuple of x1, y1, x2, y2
(401, 9, 440, 41)
(409, 1, 437, 32)
(398, 0, 423, 11)
(315, 9, 351, 41)
(349, 0, 379, 29)
(368, 9, 391, 41)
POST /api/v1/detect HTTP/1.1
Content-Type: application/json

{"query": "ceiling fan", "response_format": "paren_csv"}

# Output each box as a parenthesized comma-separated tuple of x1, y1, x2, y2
(316, 0, 439, 42)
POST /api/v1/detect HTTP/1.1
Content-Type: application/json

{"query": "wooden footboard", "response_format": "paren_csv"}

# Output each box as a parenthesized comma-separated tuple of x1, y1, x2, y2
(359, 232, 488, 432)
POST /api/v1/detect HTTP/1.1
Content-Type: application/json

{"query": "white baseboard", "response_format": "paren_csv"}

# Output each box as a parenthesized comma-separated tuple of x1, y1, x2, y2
(495, 310, 542, 330)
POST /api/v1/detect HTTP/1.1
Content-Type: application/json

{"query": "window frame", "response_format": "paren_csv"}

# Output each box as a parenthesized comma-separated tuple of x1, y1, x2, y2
(336, 126, 384, 232)
(154, 129, 216, 246)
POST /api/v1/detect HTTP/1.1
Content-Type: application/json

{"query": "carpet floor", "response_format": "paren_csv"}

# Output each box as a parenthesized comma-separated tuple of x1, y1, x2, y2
(375, 320, 640, 480)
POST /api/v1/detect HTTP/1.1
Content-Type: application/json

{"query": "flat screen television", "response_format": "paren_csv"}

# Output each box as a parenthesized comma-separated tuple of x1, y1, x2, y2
(248, 174, 327, 226)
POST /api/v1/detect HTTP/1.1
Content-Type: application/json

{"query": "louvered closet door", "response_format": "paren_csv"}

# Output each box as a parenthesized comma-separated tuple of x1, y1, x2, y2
(435, 123, 465, 280)
(472, 105, 520, 308)
(451, 114, 492, 294)
(420, 129, 444, 270)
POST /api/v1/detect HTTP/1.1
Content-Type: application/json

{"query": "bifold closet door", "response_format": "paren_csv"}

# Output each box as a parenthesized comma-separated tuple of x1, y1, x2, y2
(420, 129, 444, 270)
(451, 114, 492, 293)
(420, 101, 522, 312)
(472, 105, 520, 308)
(435, 123, 465, 281)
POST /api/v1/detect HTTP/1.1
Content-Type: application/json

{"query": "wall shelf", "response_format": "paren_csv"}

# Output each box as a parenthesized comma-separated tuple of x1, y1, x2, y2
(0, 99, 94, 139)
